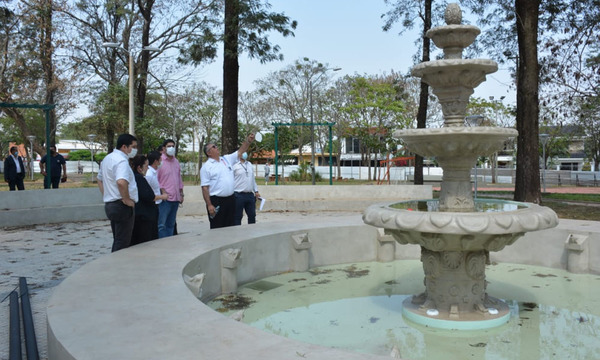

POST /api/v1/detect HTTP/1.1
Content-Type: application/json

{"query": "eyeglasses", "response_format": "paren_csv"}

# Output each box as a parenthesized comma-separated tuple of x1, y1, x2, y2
(210, 145, 217, 150)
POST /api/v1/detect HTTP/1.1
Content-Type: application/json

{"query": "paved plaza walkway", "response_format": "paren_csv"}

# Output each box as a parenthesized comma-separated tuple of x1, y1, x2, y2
(0, 211, 362, 360)
(0, 186, 597, 359)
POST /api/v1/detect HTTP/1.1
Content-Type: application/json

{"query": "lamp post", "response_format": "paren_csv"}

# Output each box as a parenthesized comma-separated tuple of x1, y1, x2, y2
(488, 96, 506, 184)
(539, 133, 549, 193)
(309, 67, 341, 185)
(102, 42, 159, 135)
(465, 115, 484, 198)
(87, 134, 97, 183)
(26, 135, 36, 180)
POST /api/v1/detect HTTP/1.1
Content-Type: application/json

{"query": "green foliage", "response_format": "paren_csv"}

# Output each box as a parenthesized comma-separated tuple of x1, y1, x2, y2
(177, 151, 199, 164)
(288, 162, 322, 182)
(342, 75, 409, 158)
(67, 149, 92, 161)
(67, 150, 107, 163)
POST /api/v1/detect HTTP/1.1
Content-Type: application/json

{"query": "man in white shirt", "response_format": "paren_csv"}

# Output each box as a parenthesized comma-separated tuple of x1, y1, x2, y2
(97, 134, 139, 252)
(145, 151, 165, 205)
(233, 152, 261, 225)
(200, 133, 254, 229)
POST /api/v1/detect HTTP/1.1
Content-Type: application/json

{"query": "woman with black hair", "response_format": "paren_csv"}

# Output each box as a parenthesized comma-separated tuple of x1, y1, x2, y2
(131, 155, 168, 245)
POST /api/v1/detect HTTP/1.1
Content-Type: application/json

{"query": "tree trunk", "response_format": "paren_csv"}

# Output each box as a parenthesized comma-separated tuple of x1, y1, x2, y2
(135, 0, 155, 151)
(514, 0, 541, 203)
(40, 0, 56, 145)
(414, 0, 432, 185)
(222, 0, 240, 154)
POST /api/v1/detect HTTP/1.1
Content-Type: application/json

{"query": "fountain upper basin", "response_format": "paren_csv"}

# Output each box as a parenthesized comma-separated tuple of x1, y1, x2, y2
(395, 127, 518, 158)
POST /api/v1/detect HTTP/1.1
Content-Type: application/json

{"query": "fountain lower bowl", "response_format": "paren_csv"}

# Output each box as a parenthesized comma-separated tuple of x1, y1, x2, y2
(363, 199, 558, 240)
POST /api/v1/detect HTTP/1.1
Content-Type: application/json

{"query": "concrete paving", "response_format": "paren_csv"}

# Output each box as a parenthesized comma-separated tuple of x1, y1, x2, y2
(0, 211, 361, 360)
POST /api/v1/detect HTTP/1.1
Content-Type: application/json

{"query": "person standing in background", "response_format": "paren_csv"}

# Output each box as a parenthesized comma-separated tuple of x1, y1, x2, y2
(264, 161, 270, 185)
(97, 134, 138, 252)
(4, 146, 25, 191)
(233, 152, 260, 225)
(40, 145, 67, 188)
(157, 139, 184, 238)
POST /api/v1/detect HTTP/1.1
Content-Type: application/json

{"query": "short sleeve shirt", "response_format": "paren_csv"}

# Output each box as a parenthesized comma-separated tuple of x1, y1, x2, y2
(200, 152, 239, 197)
(41, 154, 66, 177)
(97, 149, 138, 203)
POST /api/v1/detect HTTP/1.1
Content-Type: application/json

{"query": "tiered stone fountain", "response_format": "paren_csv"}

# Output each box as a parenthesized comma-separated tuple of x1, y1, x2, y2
(363, 3, 559, 330)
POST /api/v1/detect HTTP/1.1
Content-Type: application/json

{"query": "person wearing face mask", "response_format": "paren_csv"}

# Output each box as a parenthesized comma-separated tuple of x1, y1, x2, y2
(130, 155, 168, 245)
(157, 139, 184, 238)
(40, 145, 67, 188)
(200, 133, 255, 229)
(97, 133, 139, 252)
(145, 151, 167, 206)
(233, 151, 261, 225)
(4, 146, 26, 191)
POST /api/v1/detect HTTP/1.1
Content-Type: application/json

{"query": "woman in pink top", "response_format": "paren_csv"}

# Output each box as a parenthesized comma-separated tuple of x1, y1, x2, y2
(157, 139, 184, 238)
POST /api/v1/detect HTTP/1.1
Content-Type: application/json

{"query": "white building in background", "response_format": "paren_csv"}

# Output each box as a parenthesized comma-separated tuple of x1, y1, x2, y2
(55, 140, 106, 159)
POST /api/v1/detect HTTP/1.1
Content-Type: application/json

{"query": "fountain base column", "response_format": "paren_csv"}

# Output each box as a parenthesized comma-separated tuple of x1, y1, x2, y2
(402, 248, 510, 329)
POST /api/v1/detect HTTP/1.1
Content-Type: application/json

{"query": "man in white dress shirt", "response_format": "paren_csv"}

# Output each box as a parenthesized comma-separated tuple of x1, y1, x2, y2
(97, 134, 138, 252)
(200, 134, 254, 229)
(233, 152, 261, 225)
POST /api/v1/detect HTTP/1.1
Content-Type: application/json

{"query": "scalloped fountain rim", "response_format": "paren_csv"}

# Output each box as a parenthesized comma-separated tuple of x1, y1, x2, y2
(363, 199, 559, 235)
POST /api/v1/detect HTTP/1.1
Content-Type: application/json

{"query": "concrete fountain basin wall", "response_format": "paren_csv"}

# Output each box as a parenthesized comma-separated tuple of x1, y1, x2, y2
(47, 217, 600, 360)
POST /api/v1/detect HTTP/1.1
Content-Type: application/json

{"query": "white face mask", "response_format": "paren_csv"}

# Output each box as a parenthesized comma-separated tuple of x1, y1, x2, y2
(128, 148, 137, 158)
(242, 152, 248, 160)
(166, 147, 176, 156)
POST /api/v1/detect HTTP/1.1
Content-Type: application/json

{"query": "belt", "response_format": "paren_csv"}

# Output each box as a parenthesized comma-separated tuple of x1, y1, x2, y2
(235, 191, 254, 194)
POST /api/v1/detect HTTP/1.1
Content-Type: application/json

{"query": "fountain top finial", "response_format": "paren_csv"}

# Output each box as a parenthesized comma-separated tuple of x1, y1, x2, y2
(445, 3, 462, 25)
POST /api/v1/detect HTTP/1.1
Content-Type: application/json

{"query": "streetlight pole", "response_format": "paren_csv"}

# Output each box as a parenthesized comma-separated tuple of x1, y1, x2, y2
(103, 42, 159, 136)
(308, 67, 341, 185)
(465, 115, 484, 197)
(539, 133, 549, 193)
(26, 135, 35, 180)
(87, 134, 97, 183)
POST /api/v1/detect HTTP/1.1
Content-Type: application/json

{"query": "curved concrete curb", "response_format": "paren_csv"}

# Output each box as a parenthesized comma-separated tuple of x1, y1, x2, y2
(47, 218, 600, 359)
(47, 217, 394, 360)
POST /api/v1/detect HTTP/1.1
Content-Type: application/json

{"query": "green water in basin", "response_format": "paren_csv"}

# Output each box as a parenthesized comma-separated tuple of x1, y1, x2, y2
(390, 199, 529, 212)
(207, 261, 600, 360)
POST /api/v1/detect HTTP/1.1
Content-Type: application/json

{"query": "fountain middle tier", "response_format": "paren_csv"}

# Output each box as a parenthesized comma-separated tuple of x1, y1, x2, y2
(397, 126, 518, 211)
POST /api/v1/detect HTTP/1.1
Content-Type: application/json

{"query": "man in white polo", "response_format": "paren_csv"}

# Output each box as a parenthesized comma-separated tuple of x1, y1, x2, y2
(97, 134, 139, 252)
(201, 134, 254, 229)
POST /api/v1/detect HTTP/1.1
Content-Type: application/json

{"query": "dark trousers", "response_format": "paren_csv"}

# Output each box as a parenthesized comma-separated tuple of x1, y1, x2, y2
(131, 217, 158, 246)
(207, 194, 235, 229)
(44, 176, 61, 189)
(8, 175, 25, 191)
(234, 192, 257, 225)
(105, 201, 135, 252)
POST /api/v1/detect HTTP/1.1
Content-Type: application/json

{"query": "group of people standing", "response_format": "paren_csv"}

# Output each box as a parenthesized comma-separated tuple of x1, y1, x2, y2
(97, 134, 184, 252)
(3, 144, 67, 190)
(200, 133, 264, 229)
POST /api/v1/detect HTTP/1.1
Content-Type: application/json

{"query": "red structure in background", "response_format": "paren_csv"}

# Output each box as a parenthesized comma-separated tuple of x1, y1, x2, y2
(377, 156, 415, 185)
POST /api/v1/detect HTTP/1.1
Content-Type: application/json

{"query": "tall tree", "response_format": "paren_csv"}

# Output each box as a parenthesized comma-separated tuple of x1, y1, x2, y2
(63, 0, 220, 150)
(383, 0, 442, 185)
(513, 0, 542, 202)
(220, 0, 296, 153)
(0, 0, 64, 154)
